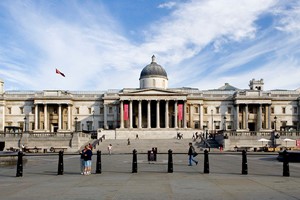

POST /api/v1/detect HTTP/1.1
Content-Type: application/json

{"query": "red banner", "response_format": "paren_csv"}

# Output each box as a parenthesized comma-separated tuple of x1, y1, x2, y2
(124, 104, 129, 120)
(297, 140, 300, 147)
(178, 104, 183, 120)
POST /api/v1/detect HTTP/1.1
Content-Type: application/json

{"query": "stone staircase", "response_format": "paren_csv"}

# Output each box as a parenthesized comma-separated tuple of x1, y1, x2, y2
(93, 138, 201, 154)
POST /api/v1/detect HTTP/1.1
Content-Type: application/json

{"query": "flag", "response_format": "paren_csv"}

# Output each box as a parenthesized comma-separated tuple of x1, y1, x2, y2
(56, 68, 65, 77)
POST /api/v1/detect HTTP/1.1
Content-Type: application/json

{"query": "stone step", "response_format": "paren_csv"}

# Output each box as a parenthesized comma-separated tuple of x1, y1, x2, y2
(93, 139, 201, 154)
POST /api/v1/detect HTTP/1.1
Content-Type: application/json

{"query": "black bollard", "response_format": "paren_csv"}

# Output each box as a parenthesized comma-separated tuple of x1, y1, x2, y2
(168, 149, 173, 173)
(132, 149, 137, 173)
(96, 150, 102, 174)
(16, 151, 23, 177)
(204, 149, 209, 174)
(57, 150, 64, 175)
(283, 150, 290, 177)
(242, 150, 248, 175)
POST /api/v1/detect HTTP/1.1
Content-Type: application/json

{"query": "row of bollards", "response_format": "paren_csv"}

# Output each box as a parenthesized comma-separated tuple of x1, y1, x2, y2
(15, 149, 291, 177)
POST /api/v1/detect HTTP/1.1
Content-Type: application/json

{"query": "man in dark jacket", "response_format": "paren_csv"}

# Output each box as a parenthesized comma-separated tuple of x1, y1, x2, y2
(188, 142, 198, 166)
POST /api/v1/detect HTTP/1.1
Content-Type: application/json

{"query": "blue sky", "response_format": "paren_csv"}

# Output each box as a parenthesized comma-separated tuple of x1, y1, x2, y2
(1, 0, 300, 91)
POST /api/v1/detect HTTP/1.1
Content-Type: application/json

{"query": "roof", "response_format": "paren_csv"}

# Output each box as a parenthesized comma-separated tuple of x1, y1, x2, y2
(218, 83, 239, 91)
(139, 55, 168, 80)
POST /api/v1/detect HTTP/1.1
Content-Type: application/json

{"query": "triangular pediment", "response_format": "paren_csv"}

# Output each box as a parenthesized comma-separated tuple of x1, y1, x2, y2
(128, 89, 180, 95)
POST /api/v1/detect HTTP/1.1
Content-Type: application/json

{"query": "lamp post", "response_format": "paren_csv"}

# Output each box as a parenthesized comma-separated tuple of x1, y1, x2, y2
(23, 117, 27, 133)
(274, 116, 277, 131)
(223, 116, 227, 131)
(273, 116, 277, 149)
(92, 110, 95, 131)
(211, 109, 213, 134)
(74, 117, 78, 132)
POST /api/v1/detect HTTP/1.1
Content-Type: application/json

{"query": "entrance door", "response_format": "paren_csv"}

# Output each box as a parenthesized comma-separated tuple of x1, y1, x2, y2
(248, 123, 255, 131)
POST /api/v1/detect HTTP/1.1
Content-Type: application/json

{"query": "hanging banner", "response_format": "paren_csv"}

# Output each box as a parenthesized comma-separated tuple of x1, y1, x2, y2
(124, 104, 129, 120)
(296, 140, 300, 147)
(178, 104, 183, 120)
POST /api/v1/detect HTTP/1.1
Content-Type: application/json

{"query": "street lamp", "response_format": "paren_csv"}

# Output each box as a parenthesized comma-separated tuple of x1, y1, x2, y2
(24, 116, 27, 132)
(273, 116, 277, 150)
(274, 116, 277, 131)
(92, 110, 95, 131)
(211, 109, 213, 134)
(74, 117, 78, 132)
(223, 116, 227, 131)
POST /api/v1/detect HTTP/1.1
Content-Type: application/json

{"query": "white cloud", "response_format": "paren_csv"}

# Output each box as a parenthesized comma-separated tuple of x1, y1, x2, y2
(1, 0, 300, 92)
(158, 2, 177, 9)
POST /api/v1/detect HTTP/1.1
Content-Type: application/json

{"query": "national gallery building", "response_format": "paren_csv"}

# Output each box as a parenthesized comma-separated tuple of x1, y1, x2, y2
(1, 56, 300, 135)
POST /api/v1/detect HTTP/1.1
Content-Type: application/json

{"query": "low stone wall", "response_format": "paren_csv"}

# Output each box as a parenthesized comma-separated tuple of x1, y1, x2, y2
(99, 129, 198, 140)
(0, 132, 92, 153)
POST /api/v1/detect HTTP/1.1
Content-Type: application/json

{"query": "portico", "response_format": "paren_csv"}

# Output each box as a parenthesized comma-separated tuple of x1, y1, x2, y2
(119, 89, 187, 129)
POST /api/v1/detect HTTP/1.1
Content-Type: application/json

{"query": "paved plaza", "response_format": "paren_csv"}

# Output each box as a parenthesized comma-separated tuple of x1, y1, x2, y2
(0, 145, 300, 200)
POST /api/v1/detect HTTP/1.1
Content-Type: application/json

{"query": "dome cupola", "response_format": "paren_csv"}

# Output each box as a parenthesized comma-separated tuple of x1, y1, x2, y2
(139, 56, 168, 89)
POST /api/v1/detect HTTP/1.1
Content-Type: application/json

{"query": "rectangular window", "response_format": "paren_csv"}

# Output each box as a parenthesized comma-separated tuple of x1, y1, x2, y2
(294, 107, 297, 114)
(109, 107, 113, 114)
(76, 107, 79, 114)
(282, 107, 286, 114)
(271, 107, 274, 114)
(8, 107, 11, 114)
(31, 107, 35, 114)
(227, 107, 231, 114)
(195, 106, 199, 113)
(100, 107, 104, 114)
(204, 107, 207, 114)
(88, 108, 92, 114)
(20, 107, 24, 114)
(216, 107, 220, 114)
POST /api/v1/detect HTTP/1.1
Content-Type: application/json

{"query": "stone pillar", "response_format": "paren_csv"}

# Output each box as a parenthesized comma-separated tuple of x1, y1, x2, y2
(267, 105, 271, 129)
(58, 104, 62, 130)
(35, 104, 38, 130)
(156, 100, 160, 128)
(104, 104, 108, 129)
(174, 101, 178, 128)
(44, 104, 48, 131)
(183, 101, 187, 128)
(120, 101, 124, 128)
(200, 104, 203, 129)
(235, 105, 239, 130)
(165, 100, 169, 128)
(67, 104, 71, 130)
(129, 101, 133, 129)
(147, 100, 151, 128)
(245, 105, 249, 130)
(138, 100, 142, 129)
(258, 104, 262, 130)
(189, 103, 193, 128)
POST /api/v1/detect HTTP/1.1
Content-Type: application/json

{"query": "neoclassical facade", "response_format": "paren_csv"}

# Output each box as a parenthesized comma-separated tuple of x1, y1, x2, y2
(1, 56, 300, 134)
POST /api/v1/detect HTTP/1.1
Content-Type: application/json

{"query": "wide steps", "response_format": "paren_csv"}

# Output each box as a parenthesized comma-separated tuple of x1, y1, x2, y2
(94, 139, 199, 154)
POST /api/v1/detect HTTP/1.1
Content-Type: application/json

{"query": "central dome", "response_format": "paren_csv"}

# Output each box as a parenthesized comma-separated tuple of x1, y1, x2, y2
(139, 55, 168, 89)
(139, 55, 168, 80)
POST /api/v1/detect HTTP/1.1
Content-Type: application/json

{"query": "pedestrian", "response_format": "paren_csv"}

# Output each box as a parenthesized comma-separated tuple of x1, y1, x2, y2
(83, 145, 93, 175)
(88, 143, 93, 150)
(136, 134, 139, 139)
(107, 144, 112, 155)
(188, 142, 198, 166)
(127, 138, 131, 145)
(80, 146, 87, 174)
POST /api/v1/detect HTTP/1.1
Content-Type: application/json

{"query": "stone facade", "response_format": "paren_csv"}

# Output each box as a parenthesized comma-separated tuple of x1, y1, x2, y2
(0, 57, 300, 135)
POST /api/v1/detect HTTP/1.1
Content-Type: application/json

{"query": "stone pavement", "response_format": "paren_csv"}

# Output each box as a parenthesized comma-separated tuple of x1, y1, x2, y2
(0, 140, 300, 200)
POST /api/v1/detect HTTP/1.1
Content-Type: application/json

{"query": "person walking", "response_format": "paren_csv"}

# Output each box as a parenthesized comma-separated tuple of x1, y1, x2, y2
(107, 144, 112, 155)
(188, 142, 198, 166)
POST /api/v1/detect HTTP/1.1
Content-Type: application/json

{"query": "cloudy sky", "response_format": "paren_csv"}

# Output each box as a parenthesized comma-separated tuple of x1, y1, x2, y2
(0, 0, 300, 91)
